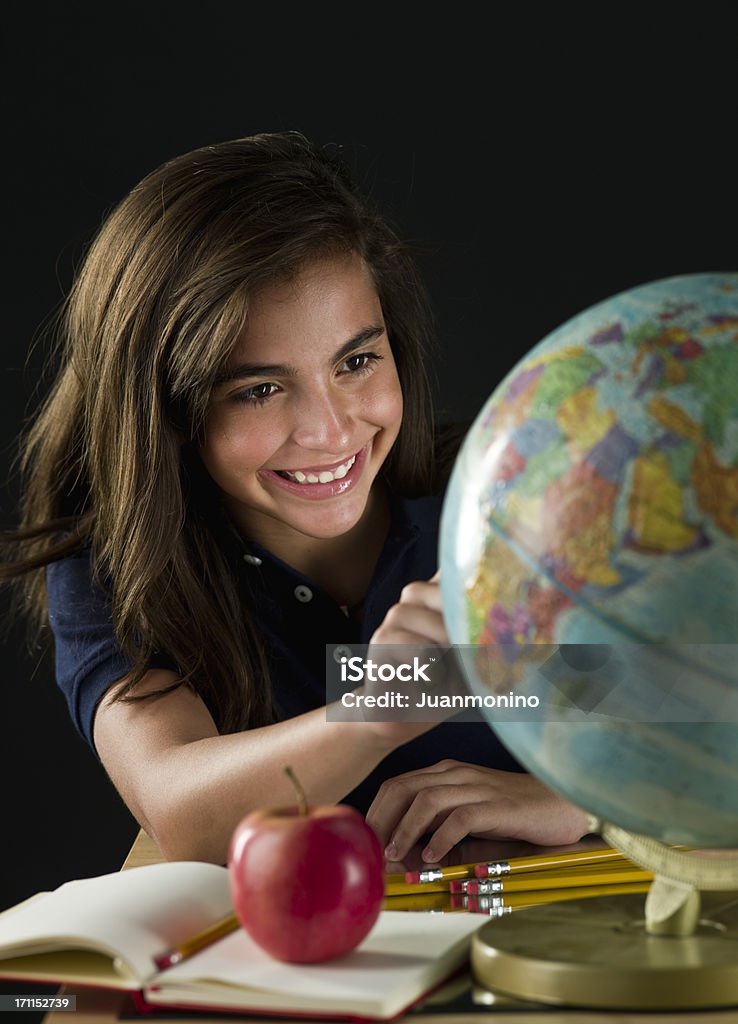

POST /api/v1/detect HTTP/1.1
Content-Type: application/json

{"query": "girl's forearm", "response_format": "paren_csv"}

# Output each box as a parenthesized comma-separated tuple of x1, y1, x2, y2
(135, 708, 398, 863)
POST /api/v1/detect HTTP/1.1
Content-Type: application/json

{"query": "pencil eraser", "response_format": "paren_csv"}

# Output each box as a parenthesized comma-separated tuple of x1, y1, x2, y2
(404, 871, 421, 884)
(448, 880, 465, 893)
(464, 880, 481, 894)
(474, 865, 489, 878)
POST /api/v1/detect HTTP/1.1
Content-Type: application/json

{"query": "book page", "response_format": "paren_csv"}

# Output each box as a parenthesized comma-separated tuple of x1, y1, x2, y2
(0, 950, 137, 990)
(0, 861, 233, 986)
(149, 911, 485, 1018)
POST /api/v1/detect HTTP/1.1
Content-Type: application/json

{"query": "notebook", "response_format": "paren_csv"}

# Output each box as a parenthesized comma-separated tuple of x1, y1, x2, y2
(0, 861, 486, 1021)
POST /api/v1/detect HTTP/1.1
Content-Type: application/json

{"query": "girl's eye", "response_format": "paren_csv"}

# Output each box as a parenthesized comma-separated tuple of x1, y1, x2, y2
(340, 352, 383, 375)
(233, 382, 280, 406)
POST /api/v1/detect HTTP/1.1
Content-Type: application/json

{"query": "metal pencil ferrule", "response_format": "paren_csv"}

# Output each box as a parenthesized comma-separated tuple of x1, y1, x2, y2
(417, 868, 444, 883)
(463, 878, 504, 894)
(482, 861, 511, 876)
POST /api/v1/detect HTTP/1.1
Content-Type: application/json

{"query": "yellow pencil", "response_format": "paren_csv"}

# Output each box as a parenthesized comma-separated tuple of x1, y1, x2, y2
(387, 846, 631, 888)
(473, 846, 632, 878)
(506, 881, 652, 908)
(449, 862, 653, 895)
(383, 891, 461, 912)
(386, 858, 649, 897)
(387, 879, 653, 914)
(459, 880, 652, 913)
(153, 912, 240, 970)
(400, 863, 483, 884)
(385, 879, 452, 896)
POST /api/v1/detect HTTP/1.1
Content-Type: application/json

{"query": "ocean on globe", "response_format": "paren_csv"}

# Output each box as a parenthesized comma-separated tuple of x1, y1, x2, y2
(440, 273, 738, 847)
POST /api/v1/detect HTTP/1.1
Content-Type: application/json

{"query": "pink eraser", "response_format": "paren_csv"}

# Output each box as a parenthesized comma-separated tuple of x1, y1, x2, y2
(404, 871, 421, 884)
(464, 880, 482, 894)
(474, 864, 490, 878)
(448, 880, 465, 893)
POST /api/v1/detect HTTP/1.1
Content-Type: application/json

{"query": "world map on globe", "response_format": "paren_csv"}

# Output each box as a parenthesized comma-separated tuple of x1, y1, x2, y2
(440, 272, 738, 848)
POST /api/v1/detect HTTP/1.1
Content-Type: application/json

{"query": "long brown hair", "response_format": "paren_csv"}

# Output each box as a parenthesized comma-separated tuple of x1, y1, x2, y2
(1, 131, 438, 732)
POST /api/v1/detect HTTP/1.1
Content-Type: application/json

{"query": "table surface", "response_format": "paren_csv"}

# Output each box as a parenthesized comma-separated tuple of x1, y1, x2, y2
(43, 829, 738, 1024)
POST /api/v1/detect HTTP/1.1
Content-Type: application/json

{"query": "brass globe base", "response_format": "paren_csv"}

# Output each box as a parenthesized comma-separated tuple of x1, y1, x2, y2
(471, 891, 738, 1010)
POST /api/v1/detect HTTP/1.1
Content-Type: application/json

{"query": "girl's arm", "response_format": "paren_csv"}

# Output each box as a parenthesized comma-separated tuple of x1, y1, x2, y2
(94, 672, 400, 863)
(93, 575, 447, 864)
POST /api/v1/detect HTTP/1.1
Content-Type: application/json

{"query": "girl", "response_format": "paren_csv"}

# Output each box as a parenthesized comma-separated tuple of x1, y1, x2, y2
(1, 132, 588, 864)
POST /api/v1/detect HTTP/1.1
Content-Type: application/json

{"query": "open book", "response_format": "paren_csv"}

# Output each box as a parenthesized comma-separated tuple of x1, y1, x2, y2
(0, 861, 486, 1021)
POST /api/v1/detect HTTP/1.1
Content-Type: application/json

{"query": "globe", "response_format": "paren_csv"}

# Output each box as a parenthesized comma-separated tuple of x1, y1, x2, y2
(439, 272, 738, 853)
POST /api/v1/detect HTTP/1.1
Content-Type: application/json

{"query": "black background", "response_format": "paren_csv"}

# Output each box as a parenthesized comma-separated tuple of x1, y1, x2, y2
(1, 4, 736, 937)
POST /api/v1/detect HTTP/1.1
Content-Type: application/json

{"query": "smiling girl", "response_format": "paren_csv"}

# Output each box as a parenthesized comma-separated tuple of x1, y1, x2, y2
(1, 132, 587, 864)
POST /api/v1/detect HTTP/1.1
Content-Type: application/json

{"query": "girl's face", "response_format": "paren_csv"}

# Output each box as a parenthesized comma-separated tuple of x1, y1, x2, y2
(200, 253, 404, 559)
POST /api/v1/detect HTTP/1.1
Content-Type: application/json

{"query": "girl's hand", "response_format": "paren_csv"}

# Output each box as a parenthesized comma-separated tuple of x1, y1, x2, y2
(365, 759, 590, 862)
(354, 571, 459, 746)
(370, 570, 448, 648)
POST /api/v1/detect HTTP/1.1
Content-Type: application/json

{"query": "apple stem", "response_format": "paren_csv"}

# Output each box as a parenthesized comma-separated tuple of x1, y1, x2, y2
(284, 765, 308, 817)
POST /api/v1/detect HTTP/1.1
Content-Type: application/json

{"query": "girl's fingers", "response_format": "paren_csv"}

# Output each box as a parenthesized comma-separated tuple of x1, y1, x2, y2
(366, 762, 483, 851)
(366, 761, 590, 860)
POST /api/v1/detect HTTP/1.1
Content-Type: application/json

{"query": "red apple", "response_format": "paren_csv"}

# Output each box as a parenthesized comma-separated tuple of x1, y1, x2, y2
(227, 772, 385, 963)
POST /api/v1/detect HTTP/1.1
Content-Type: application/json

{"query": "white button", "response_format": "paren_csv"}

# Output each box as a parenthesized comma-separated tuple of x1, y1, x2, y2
(333, 645, 353, 662)
(243, 554, 262, 566)
(294, 585, 313, 603)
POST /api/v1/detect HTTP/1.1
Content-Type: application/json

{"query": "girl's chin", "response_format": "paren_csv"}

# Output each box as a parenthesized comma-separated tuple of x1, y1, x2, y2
(232, 485, 374, 547)
(284, 499, 370, 539)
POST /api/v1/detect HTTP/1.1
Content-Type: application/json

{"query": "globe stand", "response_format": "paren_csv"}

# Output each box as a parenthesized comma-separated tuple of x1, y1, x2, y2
(470, 821, 738, 1011)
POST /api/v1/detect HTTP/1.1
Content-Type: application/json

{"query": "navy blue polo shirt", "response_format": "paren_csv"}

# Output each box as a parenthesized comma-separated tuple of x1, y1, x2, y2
(47, 491, 523, 813)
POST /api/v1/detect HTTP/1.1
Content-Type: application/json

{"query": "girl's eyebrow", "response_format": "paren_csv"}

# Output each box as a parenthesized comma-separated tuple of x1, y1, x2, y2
(214, 325, 386, 385)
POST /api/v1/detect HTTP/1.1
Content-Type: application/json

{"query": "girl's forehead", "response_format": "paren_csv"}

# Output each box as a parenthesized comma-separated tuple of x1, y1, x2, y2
(229, 255, 384, 363)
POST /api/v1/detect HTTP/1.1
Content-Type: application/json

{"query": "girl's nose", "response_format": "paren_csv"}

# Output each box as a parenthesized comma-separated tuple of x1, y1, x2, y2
(290, 392, 353, 453)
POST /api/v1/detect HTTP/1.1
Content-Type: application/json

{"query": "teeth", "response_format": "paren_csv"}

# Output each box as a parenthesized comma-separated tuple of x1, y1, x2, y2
(282, 454, 356, 484)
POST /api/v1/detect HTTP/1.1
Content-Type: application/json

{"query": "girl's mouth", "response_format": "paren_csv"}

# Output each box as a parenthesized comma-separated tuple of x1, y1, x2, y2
(277, 453, 356, 484)
(261, 443, 370, 499)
